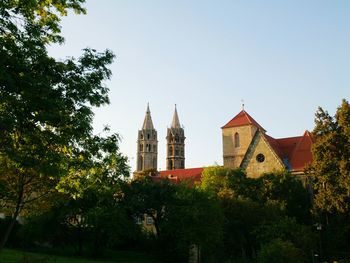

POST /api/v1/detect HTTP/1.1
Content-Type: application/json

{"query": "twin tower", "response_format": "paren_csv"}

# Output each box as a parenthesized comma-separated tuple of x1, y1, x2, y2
(136, 104, 185, 172)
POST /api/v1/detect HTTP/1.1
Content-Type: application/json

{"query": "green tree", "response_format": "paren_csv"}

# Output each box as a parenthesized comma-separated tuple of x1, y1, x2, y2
(257, 239, 305, 263)
(161, 185, 223, 263)
(310, 99, 350, 214)
(0, 0, 117, 250)
(198, 166, 248, 198)
(122, 178, 177, 239)
(255, 172, 312, 223)
(255, 217, 315, 260)
(17, 133, 132, 256)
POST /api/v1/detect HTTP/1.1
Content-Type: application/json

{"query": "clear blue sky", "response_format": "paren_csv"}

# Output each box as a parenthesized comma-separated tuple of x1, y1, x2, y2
(48, 0, 349, 172)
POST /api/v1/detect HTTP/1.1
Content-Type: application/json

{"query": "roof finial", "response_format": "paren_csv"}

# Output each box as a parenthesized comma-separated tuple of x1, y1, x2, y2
(241, 99, 245, 111)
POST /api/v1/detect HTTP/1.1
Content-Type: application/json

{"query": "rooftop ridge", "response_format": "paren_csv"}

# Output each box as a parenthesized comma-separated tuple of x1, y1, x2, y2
(222, 110, 265, 131)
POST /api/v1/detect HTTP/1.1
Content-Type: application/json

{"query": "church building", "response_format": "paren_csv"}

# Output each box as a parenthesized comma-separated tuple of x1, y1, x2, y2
(221, 109, 313, 178)
(134, 106, 313, 182)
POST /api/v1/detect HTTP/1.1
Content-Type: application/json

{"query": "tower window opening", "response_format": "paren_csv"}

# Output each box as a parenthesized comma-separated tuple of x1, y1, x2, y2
(169, 146, 173, 155)
(234, 132, 240, 148)
(139, 156, 143, 171)
(147, 133, 150, 139)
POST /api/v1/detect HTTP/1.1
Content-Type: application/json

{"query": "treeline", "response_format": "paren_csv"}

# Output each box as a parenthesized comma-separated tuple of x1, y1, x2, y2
(1, 165, 349, 263)
(1, 168, 313, 263)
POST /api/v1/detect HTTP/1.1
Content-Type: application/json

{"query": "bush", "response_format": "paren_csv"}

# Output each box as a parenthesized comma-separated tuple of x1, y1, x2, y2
(257, 239, 305, 263)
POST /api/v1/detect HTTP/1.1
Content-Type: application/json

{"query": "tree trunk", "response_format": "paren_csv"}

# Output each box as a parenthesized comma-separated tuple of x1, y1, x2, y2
(0, 204, 22, 251)
(0, 183, 24, 252)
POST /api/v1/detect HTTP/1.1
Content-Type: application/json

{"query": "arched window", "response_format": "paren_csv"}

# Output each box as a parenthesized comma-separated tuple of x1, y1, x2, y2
(139, 156, 143, 171)
(234, 132, 240, 148)
(169, 146, 173, 155)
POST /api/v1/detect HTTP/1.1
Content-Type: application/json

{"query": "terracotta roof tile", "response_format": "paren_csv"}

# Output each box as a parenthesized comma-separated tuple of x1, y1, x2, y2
(222, 110, 265, 131)
(155, 167, 204, 185)
(288, 131, 313, 171)
(264, 131, 313, 172)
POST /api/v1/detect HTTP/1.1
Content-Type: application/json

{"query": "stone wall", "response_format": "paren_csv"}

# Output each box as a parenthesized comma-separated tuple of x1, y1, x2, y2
(222, 125, 257, 168)
(242, 132, 285, 178)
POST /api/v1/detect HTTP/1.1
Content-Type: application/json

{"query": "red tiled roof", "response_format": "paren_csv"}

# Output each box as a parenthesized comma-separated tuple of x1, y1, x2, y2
(222, 110, 265, 131)
(155, 167, 204, 185)
(264, 131, 313, 172)
(288, 131, 314, 171)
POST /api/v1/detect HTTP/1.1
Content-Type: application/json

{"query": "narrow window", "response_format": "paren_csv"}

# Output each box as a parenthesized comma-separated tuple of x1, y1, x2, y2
(153, 157, 156, 168)
(234, 133, 240, 148)
(139, 156, 143, 170)
(147, 133, 150, 139)
(169, 146, 173, 155)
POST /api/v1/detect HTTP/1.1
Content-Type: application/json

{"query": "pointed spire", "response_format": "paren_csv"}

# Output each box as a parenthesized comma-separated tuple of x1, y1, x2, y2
(142, 103, 154, 130)
(171, 104, 181, 128)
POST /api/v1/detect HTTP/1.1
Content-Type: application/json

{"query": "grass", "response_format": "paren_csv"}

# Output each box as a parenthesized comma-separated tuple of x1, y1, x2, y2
(0, 249, 160, 263)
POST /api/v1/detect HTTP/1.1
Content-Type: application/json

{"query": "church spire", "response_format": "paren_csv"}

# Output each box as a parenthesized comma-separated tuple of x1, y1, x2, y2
(142, 103, 154, 130)
(167, 105, 185, 170)
(171, 104, 181, 128)
(136, 103, 158, 173)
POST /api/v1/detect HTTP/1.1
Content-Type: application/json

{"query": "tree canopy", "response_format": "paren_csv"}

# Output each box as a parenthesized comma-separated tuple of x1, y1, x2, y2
(310, 99, 350, 214)
(0, 0, 125, 251)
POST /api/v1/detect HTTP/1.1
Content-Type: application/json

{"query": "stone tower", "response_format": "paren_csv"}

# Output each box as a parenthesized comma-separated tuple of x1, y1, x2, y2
(221, 110, 265, 168)
(136, 104, 158, 172)
(166, 105, 185, 170)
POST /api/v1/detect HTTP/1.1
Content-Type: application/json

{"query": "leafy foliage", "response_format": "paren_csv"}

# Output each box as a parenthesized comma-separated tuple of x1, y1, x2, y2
(257, 239, 305, 263)
(0, 0, 121, 250)
(310, 99, 350, 214)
